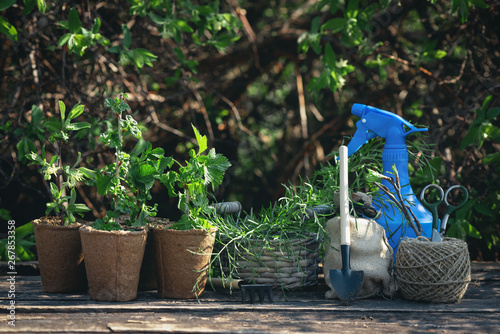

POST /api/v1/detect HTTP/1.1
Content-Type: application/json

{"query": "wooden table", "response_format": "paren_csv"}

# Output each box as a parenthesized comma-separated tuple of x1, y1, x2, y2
(1, 262, 499, 333)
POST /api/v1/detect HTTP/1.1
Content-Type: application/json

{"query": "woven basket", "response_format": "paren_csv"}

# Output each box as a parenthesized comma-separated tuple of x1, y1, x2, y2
(223, 234, 320, 290)
(395, 237, 471, 303)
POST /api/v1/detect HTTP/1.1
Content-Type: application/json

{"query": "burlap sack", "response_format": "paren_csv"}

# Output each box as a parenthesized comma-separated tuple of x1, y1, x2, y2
(80, 226, 147, 302)
(323, 216, 396, 299)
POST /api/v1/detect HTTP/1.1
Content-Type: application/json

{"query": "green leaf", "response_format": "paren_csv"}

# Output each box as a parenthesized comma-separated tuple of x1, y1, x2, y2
(15, 222, 34, 240)
(324, 43, 336, 69)
(160, 171, 179, 197)
(68, 8, 82, 34)
(49, 182, 61, 199)
(23, 0, 36, 15)
(71, 203, 91, 212)
(17, 138, 37, 163)
(36, 0, 46, 14)
(78, 167, 95, 179)
(92, 18, 101, 34)
(65, 122, 90, 131)
(0, 0, 16, 11)
(96, 174, 113, 195)
(58, 101, 66, 121)
(422, 50, 447, 60)
(58, 33, 72, 47)
(197, 5, 214, 15)
(487, 107, 500, 120)
(132, 164, 157, 185)
(0, 16, 17, 42)
(122, 24, 132, 49)
(148, 12, 167, 25)
(321, 18, 346, 33)
(69, 187, 77, 205)
(49, 154, 59, 165)
(192, 124, 208, 155)
(43, 118, 62, 134)
(45, 202, 57, 215)
(482, 152, 500, 167)
(173, 19, 194, 33)
(68, 103, 84, 120)
(204, 149, 231, 190)
(347, 0, 359, 18)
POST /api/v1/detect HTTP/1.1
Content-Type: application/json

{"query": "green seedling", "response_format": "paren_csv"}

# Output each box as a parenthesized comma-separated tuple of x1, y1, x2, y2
(93, 94, 173, 230)
(26, 101, 93, 225)
(161, 125, 231, 230)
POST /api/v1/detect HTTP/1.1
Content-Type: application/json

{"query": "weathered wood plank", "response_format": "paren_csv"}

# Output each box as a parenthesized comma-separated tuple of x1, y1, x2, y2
(0, 261, 499, 333)
(2, 310, 499, 333)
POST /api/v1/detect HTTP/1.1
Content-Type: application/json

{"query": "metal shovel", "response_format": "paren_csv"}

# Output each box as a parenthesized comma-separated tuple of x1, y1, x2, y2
(329, 145, 364, 304)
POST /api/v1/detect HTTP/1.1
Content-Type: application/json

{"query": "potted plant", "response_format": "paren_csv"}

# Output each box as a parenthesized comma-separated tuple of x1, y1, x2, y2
(25, 101, 93, 293)
(154, 125, 231, 299)
(80, 94, 171, 302)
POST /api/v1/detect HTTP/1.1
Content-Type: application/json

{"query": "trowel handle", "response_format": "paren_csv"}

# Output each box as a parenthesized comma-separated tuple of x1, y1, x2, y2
(339, 146, 350, 246)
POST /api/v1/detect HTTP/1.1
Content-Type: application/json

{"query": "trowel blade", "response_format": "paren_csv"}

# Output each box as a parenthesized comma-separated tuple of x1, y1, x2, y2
(329, 268, 364, 304)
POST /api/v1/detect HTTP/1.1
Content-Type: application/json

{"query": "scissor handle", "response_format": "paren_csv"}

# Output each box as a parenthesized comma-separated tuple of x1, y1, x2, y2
(444, 185, 469, 213)
(420, 184, 444, 230)
(420, 184, 445, 207)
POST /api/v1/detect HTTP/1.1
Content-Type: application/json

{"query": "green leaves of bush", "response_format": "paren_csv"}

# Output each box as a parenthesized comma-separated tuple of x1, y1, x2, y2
(58, 8, 110, 57)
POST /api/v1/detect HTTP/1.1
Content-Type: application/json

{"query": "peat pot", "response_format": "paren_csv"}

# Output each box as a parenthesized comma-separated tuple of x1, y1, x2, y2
(80, 225, 147, 302)
(154, 227, 217, 299)
(138, 217, 172, 291)
(32, 217, 88, 293)
(395, 237, 471, 303)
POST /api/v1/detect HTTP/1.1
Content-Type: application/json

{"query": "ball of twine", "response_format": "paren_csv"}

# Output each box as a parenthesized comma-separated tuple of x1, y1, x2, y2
(395, 237, 471, 303)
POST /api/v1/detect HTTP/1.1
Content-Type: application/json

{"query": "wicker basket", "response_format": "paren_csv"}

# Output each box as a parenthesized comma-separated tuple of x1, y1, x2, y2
(223, 234, 321, 290)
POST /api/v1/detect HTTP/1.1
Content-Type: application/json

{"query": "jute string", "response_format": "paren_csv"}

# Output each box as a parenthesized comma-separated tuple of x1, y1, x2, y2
(394, 237, 471, 302)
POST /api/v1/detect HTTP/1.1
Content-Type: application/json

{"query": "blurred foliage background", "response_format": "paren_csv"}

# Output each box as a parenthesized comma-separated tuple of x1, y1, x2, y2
(0, 0, 499, 260)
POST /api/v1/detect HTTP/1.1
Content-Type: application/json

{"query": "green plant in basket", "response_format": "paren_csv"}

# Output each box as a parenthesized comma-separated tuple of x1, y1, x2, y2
(211, 182, 330, 291)
(93, 94, 173, 230)
(160, 125, 231, 230)
(26, 101, 93, 225)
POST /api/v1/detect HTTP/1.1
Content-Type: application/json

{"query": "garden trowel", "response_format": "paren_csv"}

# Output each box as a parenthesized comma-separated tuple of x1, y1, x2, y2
(329, 145, 364, 304)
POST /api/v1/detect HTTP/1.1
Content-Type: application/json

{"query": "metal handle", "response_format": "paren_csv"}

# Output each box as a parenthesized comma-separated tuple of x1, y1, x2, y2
(304, 205, 334, 220)
(440, 185, 469, 233)
(213, 201, 242, 215)
(420, 184, 444, 231)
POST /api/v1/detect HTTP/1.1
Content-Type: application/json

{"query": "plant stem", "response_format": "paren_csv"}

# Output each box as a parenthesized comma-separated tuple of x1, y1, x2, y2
(185, 186, 190, 216)
(57, 141, 64, 226)
(114, 101, 123, 212)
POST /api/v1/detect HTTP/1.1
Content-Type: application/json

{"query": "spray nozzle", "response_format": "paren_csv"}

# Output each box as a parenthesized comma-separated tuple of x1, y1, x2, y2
(347, 104, 428, 156)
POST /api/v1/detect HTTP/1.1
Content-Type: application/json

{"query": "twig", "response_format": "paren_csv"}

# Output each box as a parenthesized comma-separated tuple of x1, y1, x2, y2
(380, 52, 462, 105)
(213, 91, 252, 136)
(374, 172, 422, 236)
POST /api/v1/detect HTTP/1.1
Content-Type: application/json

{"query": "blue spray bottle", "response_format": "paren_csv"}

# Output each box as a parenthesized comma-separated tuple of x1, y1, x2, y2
(345, 104, 433, 251)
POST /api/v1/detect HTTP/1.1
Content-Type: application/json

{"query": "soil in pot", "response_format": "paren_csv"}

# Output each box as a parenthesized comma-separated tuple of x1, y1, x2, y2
(80, 225, 147, 302)
(154, 227, 217, 299)
(32, 217, 88, 293)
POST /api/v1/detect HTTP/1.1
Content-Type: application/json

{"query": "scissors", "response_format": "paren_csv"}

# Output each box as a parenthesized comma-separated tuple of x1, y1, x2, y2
(420, 184, 469, 242)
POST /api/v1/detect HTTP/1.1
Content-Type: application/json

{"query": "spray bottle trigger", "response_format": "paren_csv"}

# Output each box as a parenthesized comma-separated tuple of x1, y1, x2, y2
(345, 125, 378, 157)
